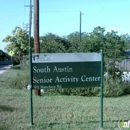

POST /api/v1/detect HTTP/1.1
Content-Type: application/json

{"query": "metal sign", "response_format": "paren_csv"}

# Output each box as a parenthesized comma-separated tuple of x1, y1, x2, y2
(28, 48, 104, 128)
(32, 53, 101, 89)
(8, 51, 14, 56)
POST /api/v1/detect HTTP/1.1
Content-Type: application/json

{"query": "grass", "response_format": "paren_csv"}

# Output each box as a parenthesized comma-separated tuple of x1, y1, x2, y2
(0, 66, 130, 130)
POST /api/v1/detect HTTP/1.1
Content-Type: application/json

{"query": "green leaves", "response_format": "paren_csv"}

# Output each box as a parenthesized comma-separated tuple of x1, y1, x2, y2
(39, 27, 130, 59)
(3, 26, 33, 59)
(0, 49, 10, 61)
(40, 33, 67, 53)
(3, 26, 130, 61)
(77, 26, 130, 59)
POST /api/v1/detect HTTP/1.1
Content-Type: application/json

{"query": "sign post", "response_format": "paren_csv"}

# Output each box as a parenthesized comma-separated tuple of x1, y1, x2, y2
(29, 50, 103, 128)
(8, 50, 14, 64)
(100, 50, 103, 128)
(29, 47, 33, 125)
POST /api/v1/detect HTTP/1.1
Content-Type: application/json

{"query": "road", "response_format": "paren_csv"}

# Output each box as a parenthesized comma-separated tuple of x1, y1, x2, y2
(0, 65, 12, 74)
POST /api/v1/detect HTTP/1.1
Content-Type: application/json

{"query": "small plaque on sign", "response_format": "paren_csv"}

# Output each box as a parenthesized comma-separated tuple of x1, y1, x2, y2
(32, 54, 51, 63)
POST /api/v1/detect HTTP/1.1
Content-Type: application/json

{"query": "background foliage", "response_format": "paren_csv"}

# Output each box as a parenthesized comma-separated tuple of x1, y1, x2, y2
(2, 26, 130, 97)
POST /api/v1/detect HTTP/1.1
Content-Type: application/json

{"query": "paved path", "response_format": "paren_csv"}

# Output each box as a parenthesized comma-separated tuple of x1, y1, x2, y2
(0, 65, 12, 74)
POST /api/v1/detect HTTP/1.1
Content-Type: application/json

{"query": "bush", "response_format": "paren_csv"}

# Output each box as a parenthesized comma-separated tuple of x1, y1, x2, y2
(46, 76, 130, 97)
(20, 56, 29, 70)
(57, 87, 100, 96)
(12, 56, 20, 66)
(103, 76, 129, 97)
(46, 87, 100, 97)
(9, 70, 29, 89)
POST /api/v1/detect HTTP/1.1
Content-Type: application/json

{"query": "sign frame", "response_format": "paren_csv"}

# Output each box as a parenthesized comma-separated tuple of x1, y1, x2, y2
(32, 53, 101, 89)
(28, 47, 104, 128)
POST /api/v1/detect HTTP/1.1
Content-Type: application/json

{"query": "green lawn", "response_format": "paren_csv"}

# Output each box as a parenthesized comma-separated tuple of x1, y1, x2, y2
(0, 66, 130, 130)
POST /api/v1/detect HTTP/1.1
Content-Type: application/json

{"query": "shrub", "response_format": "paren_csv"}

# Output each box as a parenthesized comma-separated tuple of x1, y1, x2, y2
(58, 87, 100, 96)
(46, 76, 130, 97)
(103, 76, 129, 97)
(20, 55, 29, 70)
(9, 70, 29, 89)
(46, 87, 100, 97)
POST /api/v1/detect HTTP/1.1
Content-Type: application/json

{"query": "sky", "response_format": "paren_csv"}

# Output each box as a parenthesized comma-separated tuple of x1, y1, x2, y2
(0, 0, 130, 51)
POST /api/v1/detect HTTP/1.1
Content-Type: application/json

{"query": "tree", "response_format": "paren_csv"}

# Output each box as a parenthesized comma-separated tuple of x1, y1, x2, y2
(40, 33, 70, 53)
(60, 26, 130, 58)
(65, 26, 130, 75)
(3, 26, 34, 59)
(66, 31, 89, 52)
(0, 50, 10, 61)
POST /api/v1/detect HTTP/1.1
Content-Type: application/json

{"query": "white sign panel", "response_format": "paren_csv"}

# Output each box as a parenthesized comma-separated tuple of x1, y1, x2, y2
(32, 53, 101, 63)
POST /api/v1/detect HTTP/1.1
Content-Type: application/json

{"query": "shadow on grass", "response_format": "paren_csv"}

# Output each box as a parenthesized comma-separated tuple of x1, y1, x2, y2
(0, 125, 9, 130)
(33, 120, 118, 130)
(11, 65, 21, 70)
(89, 120, 118, 129)
(89, 120, 118, 123)
(0, 105, 14, 112)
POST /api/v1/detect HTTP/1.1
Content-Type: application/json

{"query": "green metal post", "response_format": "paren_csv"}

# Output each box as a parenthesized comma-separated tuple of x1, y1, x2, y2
(29, 47, 33, 125)
(100, 50, 103, 128)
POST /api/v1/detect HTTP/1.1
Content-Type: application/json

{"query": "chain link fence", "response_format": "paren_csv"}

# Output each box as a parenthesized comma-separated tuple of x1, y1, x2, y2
(20, 55, 29, 70)
(105, 58, 130, 72)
